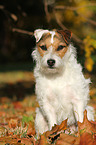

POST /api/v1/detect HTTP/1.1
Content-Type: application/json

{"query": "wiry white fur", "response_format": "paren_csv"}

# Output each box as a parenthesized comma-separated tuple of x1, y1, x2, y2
(32, 29, 94, 135)
(50, 31, 55, 43)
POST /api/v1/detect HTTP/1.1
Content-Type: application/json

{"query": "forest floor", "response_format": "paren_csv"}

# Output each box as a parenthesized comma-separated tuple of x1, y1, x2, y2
(0, 71, 96, 145)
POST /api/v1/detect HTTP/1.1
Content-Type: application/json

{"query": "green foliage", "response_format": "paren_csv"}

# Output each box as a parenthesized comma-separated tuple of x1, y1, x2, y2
(83, 36, 96, 71)
(1, 0, 96, 72)
(47, 0, 96, 72)
(22, 115, 33, 127)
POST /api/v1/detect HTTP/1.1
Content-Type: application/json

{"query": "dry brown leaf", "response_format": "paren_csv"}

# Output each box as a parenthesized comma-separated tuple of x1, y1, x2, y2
(8, 118, 18, 129)
(37, 119, 67, 145)
(20, 137, 33, 145)
(0, 111, 6, 117)
(56, 133, 80, 145)
(58, 120, 68, 132)
(37, 133, 50, 145)
(27, 121, 36, 136)
(79, 132, 96, 145)
(13, 101, 23, 109)
(56, 140, 71, 145)
(45, 119, 67, 138)
(78, 110, 96, 145)
(78, 110, 96, 135)
(0, 97, 11, 104)
(0, 136, 19, 144)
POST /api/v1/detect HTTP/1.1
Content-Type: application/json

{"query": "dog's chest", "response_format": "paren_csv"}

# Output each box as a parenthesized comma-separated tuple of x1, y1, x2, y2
(36, 75, 73, 107)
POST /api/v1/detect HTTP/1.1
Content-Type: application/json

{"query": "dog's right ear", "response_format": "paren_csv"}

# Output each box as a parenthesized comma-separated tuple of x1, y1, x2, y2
(57, 30, 72, 44)
(34, 29, 49, 43)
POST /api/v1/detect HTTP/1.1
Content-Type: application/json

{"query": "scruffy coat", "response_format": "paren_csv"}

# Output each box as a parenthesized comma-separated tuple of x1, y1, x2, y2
(32, 29, 94, 135)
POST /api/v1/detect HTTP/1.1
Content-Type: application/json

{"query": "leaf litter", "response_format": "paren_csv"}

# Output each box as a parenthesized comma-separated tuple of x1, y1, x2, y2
(0, 72, 96, 144)
(0, 96, 96, 145)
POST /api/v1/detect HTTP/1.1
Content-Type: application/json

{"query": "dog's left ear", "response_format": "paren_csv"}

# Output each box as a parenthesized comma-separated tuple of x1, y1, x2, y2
(34, 29, 49, 43)
(57, 30, 72, 44)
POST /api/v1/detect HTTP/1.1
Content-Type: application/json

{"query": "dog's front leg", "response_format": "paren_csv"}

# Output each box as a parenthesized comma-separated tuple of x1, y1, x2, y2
(73, 101, 85, 123)
(40, 101, 57, 130)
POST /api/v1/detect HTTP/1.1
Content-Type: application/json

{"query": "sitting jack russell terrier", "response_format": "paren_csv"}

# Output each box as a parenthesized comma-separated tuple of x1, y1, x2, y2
(32, 29, 94, 135)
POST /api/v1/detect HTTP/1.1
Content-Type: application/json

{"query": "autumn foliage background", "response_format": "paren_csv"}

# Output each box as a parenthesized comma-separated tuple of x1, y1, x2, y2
(0, 0, 96, 71)
(0, 0, 96, 144)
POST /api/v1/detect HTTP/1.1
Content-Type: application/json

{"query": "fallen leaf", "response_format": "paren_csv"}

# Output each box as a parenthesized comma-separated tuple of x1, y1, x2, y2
(45, 119, 67, 138)
(27, 121, 36, 136)
(8, 118, 20, 129)
(0, 111, 6, 117)
(0, 136, 18, 144)
(20, 137, 33, 145)
(13, 101, 23, 109)
(37, 133, 50, 145)
(0, 97, 11, 104)
(79, 132, 96, 145)
(58, 120, 68, 132)
(56, 133, 80, 145)
(78, 110, 96, 135)
(78, 110, 96, 145)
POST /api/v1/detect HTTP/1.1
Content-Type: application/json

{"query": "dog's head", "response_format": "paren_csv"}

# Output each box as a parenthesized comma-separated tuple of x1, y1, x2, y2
(33, 29, 72, 74)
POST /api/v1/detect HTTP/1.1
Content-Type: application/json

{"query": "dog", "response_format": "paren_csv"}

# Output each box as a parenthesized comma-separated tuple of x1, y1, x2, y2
(32, 29, 94, 135)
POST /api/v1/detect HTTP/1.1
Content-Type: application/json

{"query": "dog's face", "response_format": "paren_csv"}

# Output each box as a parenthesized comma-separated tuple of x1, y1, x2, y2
(34, 29, 72, 74)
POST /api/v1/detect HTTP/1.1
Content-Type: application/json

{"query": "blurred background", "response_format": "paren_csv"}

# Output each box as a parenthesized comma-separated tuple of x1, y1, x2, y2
(0, 0, 96, 99)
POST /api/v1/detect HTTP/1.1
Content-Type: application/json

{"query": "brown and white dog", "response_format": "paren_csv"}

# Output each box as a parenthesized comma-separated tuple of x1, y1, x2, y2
(32, 29, 94, 136)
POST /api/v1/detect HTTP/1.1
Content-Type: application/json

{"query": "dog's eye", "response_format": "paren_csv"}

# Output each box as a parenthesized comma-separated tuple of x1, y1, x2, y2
(57, 45, 65, 51)
(40, 45, 47, 51)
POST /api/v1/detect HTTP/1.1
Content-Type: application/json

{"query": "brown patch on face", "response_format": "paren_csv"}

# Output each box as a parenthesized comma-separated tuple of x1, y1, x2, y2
(55, 45, 68, 58)
(36, 31, 70, 58)
(52, 33, 68, 58)
(37, 35, 52, 57)
(58, 47, 68, 58)
(37, 46, 45, 57)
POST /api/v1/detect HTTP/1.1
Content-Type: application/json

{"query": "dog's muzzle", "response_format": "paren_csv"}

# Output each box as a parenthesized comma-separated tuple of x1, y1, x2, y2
(47, 59, 55, 68)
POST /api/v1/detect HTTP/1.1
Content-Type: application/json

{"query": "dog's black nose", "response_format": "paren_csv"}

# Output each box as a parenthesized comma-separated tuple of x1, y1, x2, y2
(47, 59, 55, 68)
